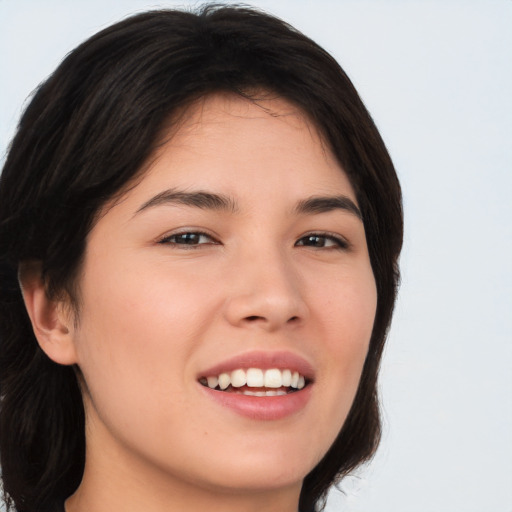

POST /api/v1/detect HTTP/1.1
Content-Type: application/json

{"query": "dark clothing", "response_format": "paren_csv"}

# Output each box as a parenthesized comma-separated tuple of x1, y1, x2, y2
(50, 501, 315, 511)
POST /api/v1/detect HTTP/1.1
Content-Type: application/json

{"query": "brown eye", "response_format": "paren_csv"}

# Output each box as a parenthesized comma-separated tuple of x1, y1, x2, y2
(295, 234, 348, 249)
(159, 232, 217, 246)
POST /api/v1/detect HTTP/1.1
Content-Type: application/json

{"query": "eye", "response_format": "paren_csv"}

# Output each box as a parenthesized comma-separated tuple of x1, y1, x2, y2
(295, 233, 349, 250)
(158, 231, 218, 246)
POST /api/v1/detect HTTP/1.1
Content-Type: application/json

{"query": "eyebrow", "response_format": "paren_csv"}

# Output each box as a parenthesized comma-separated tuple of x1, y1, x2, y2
(135, 189, 362, 220)
(135, 189, 239, 215)
(294, 195, 362, 220)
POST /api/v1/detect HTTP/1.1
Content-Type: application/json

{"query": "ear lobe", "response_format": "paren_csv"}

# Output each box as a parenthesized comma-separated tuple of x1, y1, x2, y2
(18, 262, 78, 366)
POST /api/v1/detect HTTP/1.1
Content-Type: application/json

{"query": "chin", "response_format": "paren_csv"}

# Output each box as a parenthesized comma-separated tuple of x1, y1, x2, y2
(187, 438, 326, 493)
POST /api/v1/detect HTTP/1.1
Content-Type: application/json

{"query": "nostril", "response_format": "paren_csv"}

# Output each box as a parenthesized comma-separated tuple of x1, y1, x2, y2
(244, 315, 300, 324)
(246, 315, 264, 322)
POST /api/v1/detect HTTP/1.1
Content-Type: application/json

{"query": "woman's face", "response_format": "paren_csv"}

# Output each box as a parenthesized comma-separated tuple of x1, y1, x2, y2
(68, 94, 377, 499)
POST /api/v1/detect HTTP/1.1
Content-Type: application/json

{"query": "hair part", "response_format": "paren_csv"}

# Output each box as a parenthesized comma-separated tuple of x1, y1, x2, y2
(0, 5, 402, 511)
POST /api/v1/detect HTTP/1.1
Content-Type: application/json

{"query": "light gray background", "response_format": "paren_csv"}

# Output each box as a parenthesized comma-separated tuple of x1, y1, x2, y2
(1, 1, 511, 511)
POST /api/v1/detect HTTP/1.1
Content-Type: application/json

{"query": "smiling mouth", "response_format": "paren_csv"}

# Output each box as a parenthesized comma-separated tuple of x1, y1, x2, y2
(199, 368, 308, 396)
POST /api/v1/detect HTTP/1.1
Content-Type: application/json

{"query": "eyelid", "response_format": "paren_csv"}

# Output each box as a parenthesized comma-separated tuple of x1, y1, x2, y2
(295, 231, 351, 250)
(157, 228, 220, 246)
(155, 228, 350, 249)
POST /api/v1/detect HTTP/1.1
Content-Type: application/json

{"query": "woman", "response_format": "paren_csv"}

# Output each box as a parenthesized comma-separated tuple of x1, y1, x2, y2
(0, 5, 403, 512)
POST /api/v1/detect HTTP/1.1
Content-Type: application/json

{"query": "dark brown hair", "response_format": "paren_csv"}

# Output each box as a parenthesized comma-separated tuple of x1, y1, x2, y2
(0, 5, 402, 511)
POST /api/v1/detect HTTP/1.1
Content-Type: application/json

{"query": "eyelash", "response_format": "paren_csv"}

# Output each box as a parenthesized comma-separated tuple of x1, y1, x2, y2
(295, 232, 349, 250)
(157, 230, 349, 250)
(158, 231, 218, 247)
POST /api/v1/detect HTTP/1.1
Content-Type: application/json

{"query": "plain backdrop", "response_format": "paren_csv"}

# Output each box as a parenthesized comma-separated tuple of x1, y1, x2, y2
(1, 1, 511, 511)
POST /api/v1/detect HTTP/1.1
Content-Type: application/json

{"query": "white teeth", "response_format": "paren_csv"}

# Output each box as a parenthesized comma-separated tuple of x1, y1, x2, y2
(218, 372, 230, 390)
(206, 376, 218, 389)
(264, 368, 282, 388)
(240, 390, 282, 397)
(202, 368, 308, 392)
(240, 390, 266, 397)
(246, 368, 264, 387)
(231, 369, 246, 387)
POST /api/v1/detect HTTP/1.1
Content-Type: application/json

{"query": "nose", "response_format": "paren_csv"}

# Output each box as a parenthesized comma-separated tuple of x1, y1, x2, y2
(223, 248, 309, 332)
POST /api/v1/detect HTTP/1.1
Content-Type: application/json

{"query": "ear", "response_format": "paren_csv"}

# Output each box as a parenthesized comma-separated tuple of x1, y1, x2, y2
(18, 262, 78, 365)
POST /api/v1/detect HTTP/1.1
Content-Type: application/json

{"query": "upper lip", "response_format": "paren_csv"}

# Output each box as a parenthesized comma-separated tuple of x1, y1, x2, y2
(198, 350, 315, 381)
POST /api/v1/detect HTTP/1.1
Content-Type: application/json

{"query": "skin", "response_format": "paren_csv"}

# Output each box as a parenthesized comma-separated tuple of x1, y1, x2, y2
(22, 93, 377, 512)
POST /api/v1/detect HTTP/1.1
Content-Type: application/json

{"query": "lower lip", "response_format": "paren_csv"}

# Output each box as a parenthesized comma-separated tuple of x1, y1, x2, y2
(200, 385, 313, 420)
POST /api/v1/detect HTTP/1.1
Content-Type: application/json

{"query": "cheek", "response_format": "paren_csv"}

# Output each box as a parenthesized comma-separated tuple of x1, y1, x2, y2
(308, 266, 376, 406)
(79, 251, 215, 336)
(73, 249, 234, 401)
(296, 273, 376, 466)
(72, 259, 212, 407)
(72, 276, 203, 452)
(310, 263, 377, 351)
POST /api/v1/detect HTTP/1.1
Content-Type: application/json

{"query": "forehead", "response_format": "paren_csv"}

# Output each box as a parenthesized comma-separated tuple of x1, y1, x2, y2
(144, 93, 353, 195)
(169, 93, 316, 140)
(103, 93, 357, 219)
